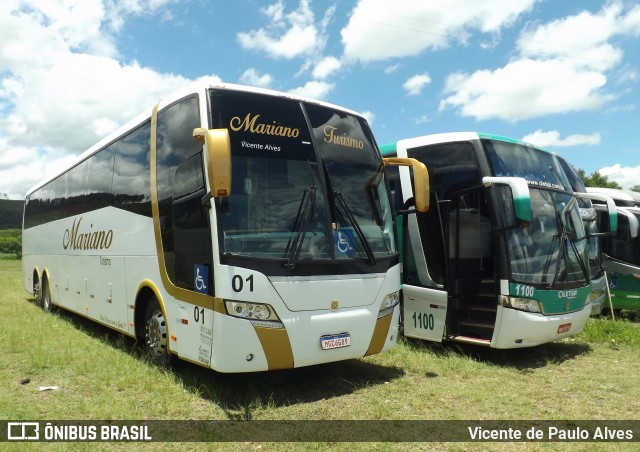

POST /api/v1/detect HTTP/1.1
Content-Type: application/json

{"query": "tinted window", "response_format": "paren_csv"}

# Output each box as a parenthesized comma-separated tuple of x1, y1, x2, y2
(113, 122, 151, 217)
(156, 96, 203, 284)
(406, 141, 481, 286)
(410, 141, 480, 199)
(86, 145, 115, 211)
(64, 160, 88, 217)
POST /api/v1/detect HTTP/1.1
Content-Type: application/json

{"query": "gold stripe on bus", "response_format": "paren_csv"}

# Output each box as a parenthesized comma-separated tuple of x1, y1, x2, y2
(150, 101, 214, 311)
(253, 326, 294, 370)
(364, 313, 393, 357)
(213, 297, 226, 314)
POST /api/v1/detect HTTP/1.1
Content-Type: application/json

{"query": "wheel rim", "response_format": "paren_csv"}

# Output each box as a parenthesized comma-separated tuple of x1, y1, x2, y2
(146, 309, 167, 357)
(33, 279, 41, 304)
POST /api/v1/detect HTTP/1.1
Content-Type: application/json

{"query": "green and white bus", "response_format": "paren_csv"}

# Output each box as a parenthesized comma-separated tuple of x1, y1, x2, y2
(22, 83, 428, 372)
(587, 187, 640, 311)
(382, 132, 616, 348)
(556, 156, 612, 316)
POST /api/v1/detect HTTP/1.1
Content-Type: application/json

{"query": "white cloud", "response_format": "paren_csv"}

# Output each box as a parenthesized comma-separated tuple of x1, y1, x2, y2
(440, 59, 612, 121)
(440, 3, 639, 121)
(288, 81, 335, 100)
(313, 56, 342, 80)
(237, 0, 323, 60)
(521, 130, 601, 148)
(384, 64, 400, 74)
(360, 110, 375, 125)
(239, 68, 273, 88)
(341, 0, 537, 63)
(0, 0, 220, 199)
(599, 163, 640, 189)
(403, 73, 431, 96)
(415, 115, 431, 125)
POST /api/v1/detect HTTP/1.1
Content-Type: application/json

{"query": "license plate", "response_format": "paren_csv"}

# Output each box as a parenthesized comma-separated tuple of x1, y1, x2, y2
(557, 323, 572, 334)
(320, 333, 351, 350)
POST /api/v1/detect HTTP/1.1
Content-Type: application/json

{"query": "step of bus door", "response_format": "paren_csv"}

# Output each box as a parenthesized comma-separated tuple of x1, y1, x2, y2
(478, 279, 496, 297)
(458, 318, 494, 340)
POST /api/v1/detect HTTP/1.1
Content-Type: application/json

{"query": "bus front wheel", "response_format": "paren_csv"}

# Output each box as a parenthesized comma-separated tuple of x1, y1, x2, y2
(144, 297, 171, 366)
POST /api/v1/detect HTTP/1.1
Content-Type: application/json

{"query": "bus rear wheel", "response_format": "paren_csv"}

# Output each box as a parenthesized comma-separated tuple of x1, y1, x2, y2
(42, 277, 54, 312)
(144, 297, 171, 366)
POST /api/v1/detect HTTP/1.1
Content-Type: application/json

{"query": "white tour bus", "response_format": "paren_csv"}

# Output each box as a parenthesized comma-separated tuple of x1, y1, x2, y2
(22, 83, 428, 372)
(381, 132, 616, 348)
(586, 187, 640, 312)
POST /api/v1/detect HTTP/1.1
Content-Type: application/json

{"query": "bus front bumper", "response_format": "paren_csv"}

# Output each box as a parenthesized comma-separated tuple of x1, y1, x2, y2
(492, 304, 591, 349)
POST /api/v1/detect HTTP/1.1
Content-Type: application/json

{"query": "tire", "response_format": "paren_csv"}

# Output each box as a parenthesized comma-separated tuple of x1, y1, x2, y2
(42, 277, 54, 313)
(144, 297, 171, 366)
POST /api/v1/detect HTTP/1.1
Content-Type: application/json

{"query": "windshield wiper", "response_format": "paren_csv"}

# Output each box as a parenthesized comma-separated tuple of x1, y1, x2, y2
(333, 190, 376, 265)
(284, 162, 317, 269)
(546, 198, 589, 288)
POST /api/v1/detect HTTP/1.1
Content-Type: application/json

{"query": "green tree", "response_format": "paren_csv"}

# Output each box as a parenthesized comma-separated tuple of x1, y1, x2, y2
(0, 229, 22, 258)
(630, 185, 640, 193)
(578, 169, 622, 189)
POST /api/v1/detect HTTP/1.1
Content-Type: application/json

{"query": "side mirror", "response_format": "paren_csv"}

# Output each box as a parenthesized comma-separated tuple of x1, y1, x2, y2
(617, 207, 639, 239)
(482, 176, 531, 224)
(575, 192, 617, 233)
(193, 128, 231, 197)
(383, 157, 430, 213)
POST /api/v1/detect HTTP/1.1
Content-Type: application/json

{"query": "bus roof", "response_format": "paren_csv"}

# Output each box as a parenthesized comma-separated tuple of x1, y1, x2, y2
(381, 132, 548, 156)
(586, 187, 640, 206)
(26, 82, 364, 197)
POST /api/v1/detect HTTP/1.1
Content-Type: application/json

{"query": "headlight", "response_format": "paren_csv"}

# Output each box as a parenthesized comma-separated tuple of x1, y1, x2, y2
(378, 291, 400, 318)
(499, 295, 541, 313)
(586, 289, 604, 305)
(224, 300, 283, 328)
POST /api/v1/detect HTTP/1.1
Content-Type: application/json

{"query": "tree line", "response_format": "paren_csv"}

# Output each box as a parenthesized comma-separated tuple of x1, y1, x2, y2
(0, 229, 21, 258)
(577, 169, 640, 192)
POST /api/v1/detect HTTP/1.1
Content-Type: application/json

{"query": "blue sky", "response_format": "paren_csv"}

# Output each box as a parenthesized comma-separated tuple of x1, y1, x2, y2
(1, 0, 639, 199)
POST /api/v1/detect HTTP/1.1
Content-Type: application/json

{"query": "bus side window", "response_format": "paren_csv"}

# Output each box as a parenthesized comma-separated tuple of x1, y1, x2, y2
(156, 95, 212, 291)
(113, 122, 152, 217)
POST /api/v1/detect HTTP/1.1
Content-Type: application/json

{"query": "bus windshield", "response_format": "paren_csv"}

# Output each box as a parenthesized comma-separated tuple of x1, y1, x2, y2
(483, 139, 589, 287)
(556, 156, 604, 278)
(211, 90, 395, 264)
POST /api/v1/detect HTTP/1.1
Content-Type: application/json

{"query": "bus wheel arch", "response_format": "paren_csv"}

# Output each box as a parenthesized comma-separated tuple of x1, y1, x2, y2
(134, 284, 173, 366)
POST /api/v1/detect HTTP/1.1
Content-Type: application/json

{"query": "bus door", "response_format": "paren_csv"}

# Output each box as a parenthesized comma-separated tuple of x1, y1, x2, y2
(393, 163, 448, 342)
(401, 210, 448, 342)
(445, 187, 496, 341)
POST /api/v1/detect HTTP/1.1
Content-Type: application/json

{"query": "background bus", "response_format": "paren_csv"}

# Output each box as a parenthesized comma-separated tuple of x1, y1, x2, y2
(381, 132, 615, 348)
(556, 156, 610, 315)
(22, 83, 428, 373)
(587, 187, 640, 312)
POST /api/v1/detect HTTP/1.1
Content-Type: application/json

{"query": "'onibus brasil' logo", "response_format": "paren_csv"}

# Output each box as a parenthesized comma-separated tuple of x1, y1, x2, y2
(63, 217, 113, 250)
(230, 113, 300, 138)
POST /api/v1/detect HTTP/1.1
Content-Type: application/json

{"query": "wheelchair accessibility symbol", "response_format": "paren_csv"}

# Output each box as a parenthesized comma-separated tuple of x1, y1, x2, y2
(334, 229, 355, 257)
(194, 264, 209, 294)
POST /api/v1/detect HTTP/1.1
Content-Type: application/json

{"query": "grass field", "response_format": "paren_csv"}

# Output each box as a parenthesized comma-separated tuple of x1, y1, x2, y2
(1, 259, 639, 451)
